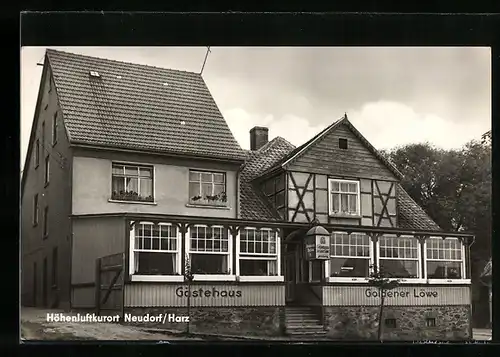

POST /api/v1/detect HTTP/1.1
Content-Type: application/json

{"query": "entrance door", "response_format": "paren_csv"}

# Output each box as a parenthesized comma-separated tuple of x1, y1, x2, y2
(42, 257, 48, 307)
(285, 249, 297, 302)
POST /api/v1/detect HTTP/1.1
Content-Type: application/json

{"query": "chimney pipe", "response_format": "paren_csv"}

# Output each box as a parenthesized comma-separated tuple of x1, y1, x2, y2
(250, 126, 269, 151)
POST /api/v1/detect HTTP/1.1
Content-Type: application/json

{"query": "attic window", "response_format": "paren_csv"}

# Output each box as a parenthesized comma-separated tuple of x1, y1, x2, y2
(89, 71, 101, 78)
(339, 138, 348, 150)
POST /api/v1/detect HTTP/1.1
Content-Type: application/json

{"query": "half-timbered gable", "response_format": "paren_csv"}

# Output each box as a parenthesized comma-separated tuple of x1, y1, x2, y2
(248, 115, 440, 231)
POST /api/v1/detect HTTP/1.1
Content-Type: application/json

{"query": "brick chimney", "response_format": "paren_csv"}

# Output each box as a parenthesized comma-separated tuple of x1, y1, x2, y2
(250, 126, 269, 151)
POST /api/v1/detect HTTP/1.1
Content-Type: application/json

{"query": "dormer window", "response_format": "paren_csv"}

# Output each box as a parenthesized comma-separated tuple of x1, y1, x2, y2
(339, 138, 348, 150)
(89, 71, 101, 78)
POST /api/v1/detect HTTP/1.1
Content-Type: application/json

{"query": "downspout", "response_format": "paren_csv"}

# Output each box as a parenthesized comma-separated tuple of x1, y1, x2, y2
(236, 164, 243, 219)
(468, 237, 475, 340)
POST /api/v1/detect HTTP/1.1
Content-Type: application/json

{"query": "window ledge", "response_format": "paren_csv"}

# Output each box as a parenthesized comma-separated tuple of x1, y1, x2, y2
(426, 279, 471, 285)
(186, 204, 230, 210)
(329, 213, 362, 219)
(108, 199, 157, 206)
(193, 275, 236, 282)
(327, 278, 427, 284)
(238, 276, 284, 282)
(328, 277, 370, 283)
(131, 275, 184, 282)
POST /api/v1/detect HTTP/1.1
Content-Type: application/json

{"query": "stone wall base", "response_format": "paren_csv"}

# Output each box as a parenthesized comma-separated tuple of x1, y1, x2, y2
(324, 305, 471, 341)
(124, 306, 284, 337)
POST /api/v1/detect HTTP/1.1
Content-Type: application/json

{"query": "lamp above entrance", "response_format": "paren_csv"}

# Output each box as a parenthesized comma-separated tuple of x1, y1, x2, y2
(306, 225, 330, 237)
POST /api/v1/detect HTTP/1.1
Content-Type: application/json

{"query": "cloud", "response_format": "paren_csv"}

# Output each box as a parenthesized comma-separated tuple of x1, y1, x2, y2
(224, 102, 489, 153)
(223, 108, 326, 150)
(347, 101, 487, 150)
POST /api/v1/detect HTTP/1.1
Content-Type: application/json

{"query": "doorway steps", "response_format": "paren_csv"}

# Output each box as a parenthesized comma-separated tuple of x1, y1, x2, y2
(285, 306, 327, 338)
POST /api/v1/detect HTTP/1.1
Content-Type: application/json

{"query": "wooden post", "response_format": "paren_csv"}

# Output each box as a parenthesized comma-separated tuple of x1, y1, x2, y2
(121, 252, 125, 322)
(95, 258, 101, 316)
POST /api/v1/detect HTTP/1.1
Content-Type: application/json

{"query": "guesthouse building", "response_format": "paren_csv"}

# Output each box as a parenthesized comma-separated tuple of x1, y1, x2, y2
(21, 49, 474, 340)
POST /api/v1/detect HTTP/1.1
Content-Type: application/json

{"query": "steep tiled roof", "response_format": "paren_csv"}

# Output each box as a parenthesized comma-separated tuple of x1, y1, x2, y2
(396, 184, 441, 231)
(239, 137, 295, 221)
(240, 137, 441, 231)
(46, 49, 245, 161)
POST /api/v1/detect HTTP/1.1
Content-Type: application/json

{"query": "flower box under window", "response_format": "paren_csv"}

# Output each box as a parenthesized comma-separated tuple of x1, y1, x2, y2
(112, 190, 154, 202)
(112, 163, 154, 202)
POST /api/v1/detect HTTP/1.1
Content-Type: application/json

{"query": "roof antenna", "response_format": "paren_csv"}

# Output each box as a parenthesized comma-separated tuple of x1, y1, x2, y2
(200, 46, 211, 75)
(36, 55, 44, 66)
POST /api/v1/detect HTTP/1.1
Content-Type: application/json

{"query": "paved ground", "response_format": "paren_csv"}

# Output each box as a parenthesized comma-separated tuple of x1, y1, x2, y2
(21, 307, 492, 342)
(473, 328, 492, 341)
(20, 307, 203, 341)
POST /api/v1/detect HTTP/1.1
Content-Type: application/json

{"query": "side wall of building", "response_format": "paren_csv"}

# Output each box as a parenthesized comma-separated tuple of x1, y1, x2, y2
(21, 63, 73, 310)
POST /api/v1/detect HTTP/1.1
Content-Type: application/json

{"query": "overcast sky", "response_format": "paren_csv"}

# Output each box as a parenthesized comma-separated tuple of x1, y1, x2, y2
(21, 46, 491, 168)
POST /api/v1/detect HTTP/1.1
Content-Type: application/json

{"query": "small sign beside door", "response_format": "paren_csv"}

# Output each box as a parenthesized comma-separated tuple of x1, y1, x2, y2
(305, 234, 330, 260)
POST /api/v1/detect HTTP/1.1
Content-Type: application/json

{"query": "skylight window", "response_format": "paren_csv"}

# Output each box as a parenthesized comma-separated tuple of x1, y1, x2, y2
(89, 71, 101, 78)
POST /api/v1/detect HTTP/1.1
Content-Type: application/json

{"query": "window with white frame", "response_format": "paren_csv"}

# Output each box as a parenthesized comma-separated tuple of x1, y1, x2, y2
(133, 222, 180, 275)
(111, 163, 154, 202)
(189, 170, 227, 206)
(328, 179, 360, 216)
(238, 228, 279, 276)
(187, 225, 231, 275)
(378, 235, 420, 279)
(330, 232, 371, 278)
(426, 237, 464, 279)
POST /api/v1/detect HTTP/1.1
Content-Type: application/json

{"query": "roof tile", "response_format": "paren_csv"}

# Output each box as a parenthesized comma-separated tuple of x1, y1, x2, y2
(46, 49, 245, 161)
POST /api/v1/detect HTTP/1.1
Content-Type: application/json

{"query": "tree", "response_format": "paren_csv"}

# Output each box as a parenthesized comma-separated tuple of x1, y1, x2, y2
(367, 264, 400, 342)
(382, 134, 491, 326)
(184, 254, 194, 334)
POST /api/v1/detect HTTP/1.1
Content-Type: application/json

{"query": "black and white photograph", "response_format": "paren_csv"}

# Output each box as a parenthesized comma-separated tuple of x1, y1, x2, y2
(20, 46, 491, 342)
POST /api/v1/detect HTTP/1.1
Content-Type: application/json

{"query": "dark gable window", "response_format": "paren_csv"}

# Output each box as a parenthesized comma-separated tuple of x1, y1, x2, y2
(43, 206, 49, 239)
(34, 139, 40, 168)
(111, 163, 154, 202)
(189, 170, 227, 206)
(41, 121, 45, 147)
(44, 155, 50, 186)
(33, 194, 39, 226)
(52, 112, 58, 146)
(339, 138, 348, 150)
